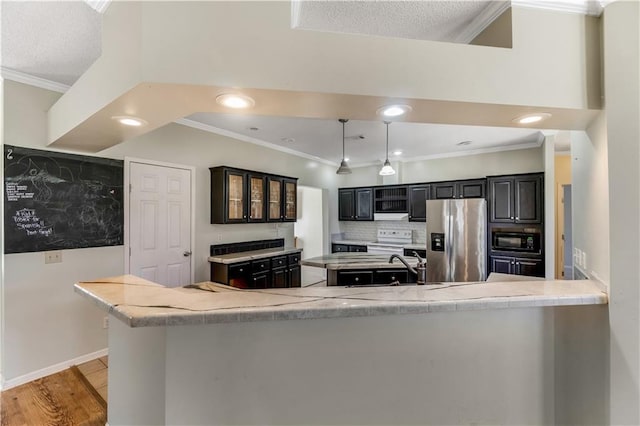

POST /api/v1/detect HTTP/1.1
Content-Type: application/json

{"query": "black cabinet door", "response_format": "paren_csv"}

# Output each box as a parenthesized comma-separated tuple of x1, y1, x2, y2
(488, 178, 515, 223)
(349, 245, 367, 252)
(490, 256, 515, 274)
(283, 178, 297, 222)
(227, 262, 250, 288)
(457, 180, 485, 199)
(267, 176, 284, 222)
(355, 188, 373, 220)
(515, 258, 544, 277)
(338, 189, 355, 220)
(271, 267, 288, 288)
(409, 185, 430, 222)
(431, 182, 456, 200)
(288, 265, 301, 288)
(515, 175, 543, 224)
(250, 272, 270, 289)
(218, 168, 248, 224)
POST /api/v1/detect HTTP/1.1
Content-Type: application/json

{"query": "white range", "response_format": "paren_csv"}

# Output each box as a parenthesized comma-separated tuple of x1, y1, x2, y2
(366, 229, 413, 256)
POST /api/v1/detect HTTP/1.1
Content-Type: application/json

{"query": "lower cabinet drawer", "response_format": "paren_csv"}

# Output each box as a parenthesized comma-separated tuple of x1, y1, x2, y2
(336, 271, 373, 286)
(271, 256, 287, 269)
(250, 272, 270, 289)
(373, 270, 409, 284)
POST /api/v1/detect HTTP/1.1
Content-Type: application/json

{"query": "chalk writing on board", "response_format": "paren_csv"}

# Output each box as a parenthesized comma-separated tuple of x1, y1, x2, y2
(4, 145, 124, 253)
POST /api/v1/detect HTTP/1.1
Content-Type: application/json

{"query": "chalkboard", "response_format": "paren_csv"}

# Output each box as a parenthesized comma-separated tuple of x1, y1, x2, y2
(4, 145, 124, 253)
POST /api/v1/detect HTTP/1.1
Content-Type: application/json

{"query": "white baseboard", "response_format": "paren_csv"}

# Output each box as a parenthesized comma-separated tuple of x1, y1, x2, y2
(1, 348, 108, 391)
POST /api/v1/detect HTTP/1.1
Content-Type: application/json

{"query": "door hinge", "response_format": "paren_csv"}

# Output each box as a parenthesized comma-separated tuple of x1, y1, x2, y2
(129, 183, 132, 193)
(562, 270, 565, 277)
(561, 234, 565, 241)
(129, 247, 131, 257)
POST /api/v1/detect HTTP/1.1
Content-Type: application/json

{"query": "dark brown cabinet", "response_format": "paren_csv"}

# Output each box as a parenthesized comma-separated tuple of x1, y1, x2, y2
(332, 244, 367, 253)
(431, 179, 486, 200)
(490, 255, 544, 277)
(211, 251, 302, 289)
(211, 167, 297, 224)
(408, 185, 430, 222)
(334, 268, 411, 285)
(338, 188, 373, 221)
(488, 174, 543, 224)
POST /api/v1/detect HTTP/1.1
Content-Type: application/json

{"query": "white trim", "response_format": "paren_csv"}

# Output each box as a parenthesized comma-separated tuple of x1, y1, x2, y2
(84, 0, 111, 14)
(1, 67, 70, 93)
(555, 150, 571, 156)
(2, 348, 108, 391)
(174, 118, 339, 167)
(124, 158, 197, 285)
(290, 0, 302, 28)
(512, 0, 604, 16)
(455, 1, 512, 44)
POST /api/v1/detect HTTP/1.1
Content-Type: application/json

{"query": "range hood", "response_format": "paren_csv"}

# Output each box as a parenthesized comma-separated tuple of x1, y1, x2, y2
(373, 212, 409, 221)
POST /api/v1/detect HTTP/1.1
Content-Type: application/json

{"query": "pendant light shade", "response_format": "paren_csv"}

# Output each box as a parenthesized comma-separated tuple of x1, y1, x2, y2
(336, 118, 352, 175)
(379, 121, 396, 176)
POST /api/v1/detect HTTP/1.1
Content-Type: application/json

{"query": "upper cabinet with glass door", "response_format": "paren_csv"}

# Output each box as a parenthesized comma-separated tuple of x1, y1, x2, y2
(210, 166, 297, 224)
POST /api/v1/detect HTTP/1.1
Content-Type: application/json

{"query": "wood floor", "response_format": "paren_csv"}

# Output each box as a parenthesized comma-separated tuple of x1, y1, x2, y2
(1, 357, 108, 426)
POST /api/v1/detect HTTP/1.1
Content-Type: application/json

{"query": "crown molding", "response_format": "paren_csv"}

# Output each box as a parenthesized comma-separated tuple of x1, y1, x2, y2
(401, 140, 544, 164)
(1, 67, 70, 93)
(512, 0, 604, 16)
(84, 0, 111, 14)
(455, 1, 512, 44)
(174, 118, 339, 167)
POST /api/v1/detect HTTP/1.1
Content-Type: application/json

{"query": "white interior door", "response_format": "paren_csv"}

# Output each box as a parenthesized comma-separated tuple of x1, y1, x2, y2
(294, 186, 325, 286)
(128, 161, 192, 287)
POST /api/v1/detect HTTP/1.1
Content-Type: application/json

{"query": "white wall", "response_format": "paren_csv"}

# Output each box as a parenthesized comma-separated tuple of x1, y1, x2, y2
(603, 2, 640, 424)
(571, 117, 610, 284)
(2, 80, 338, 382)
(338, 147, 544, 188)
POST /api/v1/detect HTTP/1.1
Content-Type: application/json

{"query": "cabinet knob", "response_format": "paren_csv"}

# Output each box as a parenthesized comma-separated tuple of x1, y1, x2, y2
(355, 277, 359, 282)
(391, 276, 396, 280)
(510, 217, 514, 220)
(355, 215, 359, 218)
(239, 268, 244, 272)
(243, 215, 247, 219)
(516, 217, 519, 220)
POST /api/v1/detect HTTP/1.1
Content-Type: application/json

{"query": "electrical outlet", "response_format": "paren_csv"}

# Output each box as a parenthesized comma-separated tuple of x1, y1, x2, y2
(44, 251, 62, 264)
(103, 316, 109, 329)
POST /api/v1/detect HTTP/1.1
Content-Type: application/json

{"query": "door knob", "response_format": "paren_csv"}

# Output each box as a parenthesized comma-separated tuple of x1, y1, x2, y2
(183, 250, 192, 257)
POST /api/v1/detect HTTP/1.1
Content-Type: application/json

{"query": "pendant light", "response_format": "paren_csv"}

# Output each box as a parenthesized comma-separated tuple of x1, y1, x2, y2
(336, 118, 352, 175)
(379, 121, 396, 176)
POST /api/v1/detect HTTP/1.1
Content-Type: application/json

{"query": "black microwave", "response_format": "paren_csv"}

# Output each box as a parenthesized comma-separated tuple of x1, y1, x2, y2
(492, 231, 541, 253)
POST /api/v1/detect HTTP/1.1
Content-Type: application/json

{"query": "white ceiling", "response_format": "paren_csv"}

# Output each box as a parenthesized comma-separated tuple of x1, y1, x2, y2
(1, 0, 592, 164)
(293, 0, 508, 44)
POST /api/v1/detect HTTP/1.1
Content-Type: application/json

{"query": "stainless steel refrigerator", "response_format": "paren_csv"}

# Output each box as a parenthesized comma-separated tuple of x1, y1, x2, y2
(426, 198, 487, 283)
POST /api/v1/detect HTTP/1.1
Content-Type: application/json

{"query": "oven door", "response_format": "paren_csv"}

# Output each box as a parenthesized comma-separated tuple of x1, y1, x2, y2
(366, 244, 404, 256)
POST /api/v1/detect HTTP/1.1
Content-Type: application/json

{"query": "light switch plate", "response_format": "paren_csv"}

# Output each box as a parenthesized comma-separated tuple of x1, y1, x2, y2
(44, 251, 62, 264)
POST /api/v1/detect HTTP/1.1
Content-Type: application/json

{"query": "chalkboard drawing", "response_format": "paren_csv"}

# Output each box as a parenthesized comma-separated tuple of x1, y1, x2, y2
(4, 145, 124, 254)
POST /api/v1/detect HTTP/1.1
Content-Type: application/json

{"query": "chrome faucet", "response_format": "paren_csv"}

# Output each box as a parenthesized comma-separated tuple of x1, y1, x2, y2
(389, 252, 427, 285)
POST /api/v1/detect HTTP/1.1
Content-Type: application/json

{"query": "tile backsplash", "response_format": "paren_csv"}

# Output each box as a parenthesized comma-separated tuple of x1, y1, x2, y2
(339, 221, 426, 244)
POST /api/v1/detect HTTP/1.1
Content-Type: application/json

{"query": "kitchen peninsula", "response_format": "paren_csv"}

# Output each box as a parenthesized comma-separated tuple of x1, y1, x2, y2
(75, 275, 607, 425)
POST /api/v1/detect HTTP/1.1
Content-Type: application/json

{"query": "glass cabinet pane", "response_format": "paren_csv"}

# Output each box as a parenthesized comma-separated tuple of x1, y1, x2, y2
(250, 177, 264, 220)
(269, 179, 281, 220)
(284, 181, 296, 220)
(227, 173, 244, 220)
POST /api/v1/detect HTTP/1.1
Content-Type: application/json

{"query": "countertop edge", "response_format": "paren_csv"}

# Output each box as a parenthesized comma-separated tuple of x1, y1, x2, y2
(75, 281, 609, 328)
(208, 247, 302, 264)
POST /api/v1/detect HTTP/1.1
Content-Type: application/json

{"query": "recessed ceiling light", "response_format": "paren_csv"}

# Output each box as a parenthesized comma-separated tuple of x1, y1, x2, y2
(512, 113, 552, 124)
(281, 137, 295, 143)
(216, 93, 255, 109)
(112, 116, 147, 127)
(344, 157, 350, 162)
(377, 104, 412, 118)
(457, 141, 472, 146)
(393, 150, 403, 156)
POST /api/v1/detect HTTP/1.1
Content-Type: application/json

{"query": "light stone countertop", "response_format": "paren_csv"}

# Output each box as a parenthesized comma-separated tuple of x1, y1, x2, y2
(208, 247, 302, 264)
(74, 274, 608, 328)
(302, 253, 419, 270)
